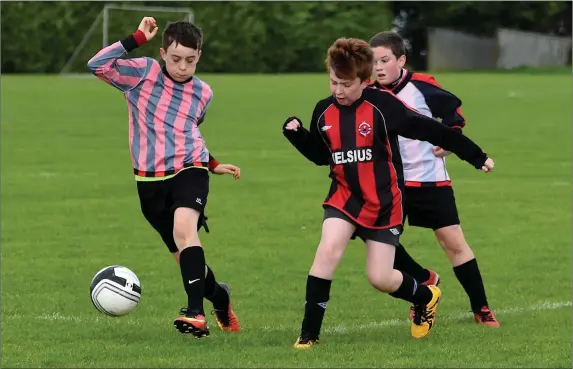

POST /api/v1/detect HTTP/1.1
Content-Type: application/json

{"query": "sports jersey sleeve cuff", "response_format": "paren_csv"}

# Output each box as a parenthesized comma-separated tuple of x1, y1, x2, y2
(208, 155, 220, 172)
(452, 126, 463, 134)
(470, 152, 488, 169)
(120, 30, 148, 52)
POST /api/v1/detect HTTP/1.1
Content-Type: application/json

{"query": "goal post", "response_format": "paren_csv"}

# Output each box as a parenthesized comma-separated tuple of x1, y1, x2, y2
(102, 4, 194, 48)
(60, 4, 194, 75)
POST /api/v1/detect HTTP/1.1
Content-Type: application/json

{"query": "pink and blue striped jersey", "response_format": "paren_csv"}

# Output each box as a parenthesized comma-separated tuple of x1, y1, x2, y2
(87, 35, 213, 179)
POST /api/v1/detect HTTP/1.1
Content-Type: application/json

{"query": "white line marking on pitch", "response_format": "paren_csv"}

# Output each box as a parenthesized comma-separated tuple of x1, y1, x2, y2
(7, 300, 570, 333)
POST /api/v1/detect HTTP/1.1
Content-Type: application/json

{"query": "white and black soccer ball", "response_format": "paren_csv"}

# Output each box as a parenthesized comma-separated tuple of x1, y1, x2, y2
(90, 265, 142, 316)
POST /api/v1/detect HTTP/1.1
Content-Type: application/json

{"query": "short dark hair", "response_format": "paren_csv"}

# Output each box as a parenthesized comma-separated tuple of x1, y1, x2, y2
(368, 31, 406, 58)
(162, 21, 203, 51)
(326, 38, 373, 82)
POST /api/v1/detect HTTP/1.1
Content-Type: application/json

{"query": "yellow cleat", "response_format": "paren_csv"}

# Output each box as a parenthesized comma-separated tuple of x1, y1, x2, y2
(293, 335, 319, 349)
(411, 285, 441, 339)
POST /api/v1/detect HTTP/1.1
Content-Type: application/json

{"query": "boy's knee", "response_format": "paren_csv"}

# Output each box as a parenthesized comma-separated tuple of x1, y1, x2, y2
(367, 269, 394, 292)
(436, 226, 469, 253)
(315, 241, 345, 265)
(173, 208, 201, 247)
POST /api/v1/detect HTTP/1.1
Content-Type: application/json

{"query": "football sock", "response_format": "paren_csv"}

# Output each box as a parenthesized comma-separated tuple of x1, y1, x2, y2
(389, 271, 433, 305)
(179, 246, 206, 316)
(301, 275, 331, 339)
(393, 243, 431, 282)
(453, 258, 489, 312)
(204, 265, 229, 310)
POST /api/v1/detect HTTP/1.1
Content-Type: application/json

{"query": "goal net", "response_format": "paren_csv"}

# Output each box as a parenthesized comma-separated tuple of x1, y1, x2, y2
(61, 4, 194, 75)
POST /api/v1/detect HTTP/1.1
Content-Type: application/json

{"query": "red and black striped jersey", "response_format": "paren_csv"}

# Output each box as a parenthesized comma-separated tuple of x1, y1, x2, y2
(283, 87, 487, 230)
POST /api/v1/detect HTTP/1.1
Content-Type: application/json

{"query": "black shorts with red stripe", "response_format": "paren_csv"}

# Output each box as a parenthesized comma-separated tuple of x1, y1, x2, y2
(403, 183, 460, 231)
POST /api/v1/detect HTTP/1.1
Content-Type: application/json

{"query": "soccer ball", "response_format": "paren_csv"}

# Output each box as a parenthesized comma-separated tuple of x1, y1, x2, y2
(90, 265, 142, 316)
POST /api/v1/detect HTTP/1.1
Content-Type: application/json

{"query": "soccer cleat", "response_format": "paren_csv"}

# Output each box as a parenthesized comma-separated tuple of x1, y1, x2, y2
(212, 283, 240, 332)
(474, 306, 500, 328)
(293, 331, 319, 349)
(409, 269, 441, 320)
(411, 285, 441, 339)
(174, 312, 210, 338)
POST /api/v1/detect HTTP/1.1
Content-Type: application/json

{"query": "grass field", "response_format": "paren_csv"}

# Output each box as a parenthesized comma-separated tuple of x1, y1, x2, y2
(1, 71, 572, 368)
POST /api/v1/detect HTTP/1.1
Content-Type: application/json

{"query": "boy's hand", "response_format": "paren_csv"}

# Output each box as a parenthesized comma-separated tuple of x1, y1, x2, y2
(138, 17, 158, 41)
(284, 118, 302, 131)
(482, 158, 495, 173)
(212, 164, 241, 179)
(432, 147, 452, 158)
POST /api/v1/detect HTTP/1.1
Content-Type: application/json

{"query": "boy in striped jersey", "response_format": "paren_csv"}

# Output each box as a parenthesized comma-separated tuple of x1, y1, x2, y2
(368, 31, 499, 327)
(283, 38, 495, 348)
(87, 17, 240, 337)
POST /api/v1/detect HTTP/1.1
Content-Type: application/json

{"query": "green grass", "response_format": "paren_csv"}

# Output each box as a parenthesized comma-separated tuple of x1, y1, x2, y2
(1, 71, 571, 368)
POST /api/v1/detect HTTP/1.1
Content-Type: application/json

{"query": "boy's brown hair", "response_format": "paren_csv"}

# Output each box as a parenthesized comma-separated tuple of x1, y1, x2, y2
(162, 21, 203, 51)
(326, 38, 373, 81)
(368, 31, 406, 58)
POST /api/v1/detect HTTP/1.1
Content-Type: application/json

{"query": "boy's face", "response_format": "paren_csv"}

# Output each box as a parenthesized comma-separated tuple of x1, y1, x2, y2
(160, 42, 201, 82)
(372, 46, 406, 86)
(329, 69, 368, 106)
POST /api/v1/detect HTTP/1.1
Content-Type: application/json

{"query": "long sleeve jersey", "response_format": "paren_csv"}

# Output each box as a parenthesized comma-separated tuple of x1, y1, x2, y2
(283, 87, 487, 229)
(87, 30, 218, 180)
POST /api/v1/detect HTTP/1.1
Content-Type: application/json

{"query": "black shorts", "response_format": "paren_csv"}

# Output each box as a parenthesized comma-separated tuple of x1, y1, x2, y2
(136, 168, 209, 253)
(403, 186, 460, 231)
(323, 206, 402, 246)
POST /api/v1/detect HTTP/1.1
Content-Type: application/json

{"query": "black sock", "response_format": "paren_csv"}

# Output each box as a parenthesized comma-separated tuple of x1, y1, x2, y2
(389, 271, 433, 305)
(301, 275, 332, 339)
(204, 265, 229, 310)
(179, 246, 206, 316)
(453, 258, 489, 312)
(393, 243, 430, 282)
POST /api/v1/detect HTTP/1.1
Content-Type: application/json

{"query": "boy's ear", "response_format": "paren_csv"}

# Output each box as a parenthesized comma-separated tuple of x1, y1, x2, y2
(398, 55, 407, 68)
(160, 48, 167, 61)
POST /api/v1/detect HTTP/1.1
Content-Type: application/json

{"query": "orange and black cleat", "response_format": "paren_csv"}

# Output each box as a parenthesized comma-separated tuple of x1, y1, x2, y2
(474, 306, 500, 328)
(174, 312, 210, 338)
(212, 283, 240, 332)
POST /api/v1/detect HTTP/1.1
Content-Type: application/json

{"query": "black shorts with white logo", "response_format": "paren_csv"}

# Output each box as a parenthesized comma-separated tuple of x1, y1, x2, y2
(403, 185, 460, 231)
(323, 206, 402, 246)
(136, 167, 209, 253)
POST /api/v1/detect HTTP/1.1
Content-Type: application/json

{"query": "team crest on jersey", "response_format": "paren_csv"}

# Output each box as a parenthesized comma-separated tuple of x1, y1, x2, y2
(358, 122, 372, 137)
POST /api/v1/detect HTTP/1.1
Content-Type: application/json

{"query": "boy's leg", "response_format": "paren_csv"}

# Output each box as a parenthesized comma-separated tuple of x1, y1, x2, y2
(434, 224, 499, 327)
(169, 169, 211, 337)
(363, 230, 441, 339)
(420, 186, 499, 327)
(393, 187, 439, 283)
(204, 265, 240, 332)
(294, 207, 355, 349)
(137, 172, 236, 335)
(172, 207, 210, 336)
(168, 213, 232, 316)
(393, 243, 439, 283)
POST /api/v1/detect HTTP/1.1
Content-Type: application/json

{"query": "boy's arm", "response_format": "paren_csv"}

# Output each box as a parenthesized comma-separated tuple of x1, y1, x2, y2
(207, 154, 241, 179)
(208, 154, 220, 172)
(87, 17, 157, 92)
(411, 76, 466, 132)
(377, 90, 488, 170)
(282, 104, 331, 166)
(87, 30, 150, 92)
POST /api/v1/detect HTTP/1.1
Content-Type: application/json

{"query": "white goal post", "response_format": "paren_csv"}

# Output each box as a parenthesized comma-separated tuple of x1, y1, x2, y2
(60, 4, 194, 75)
